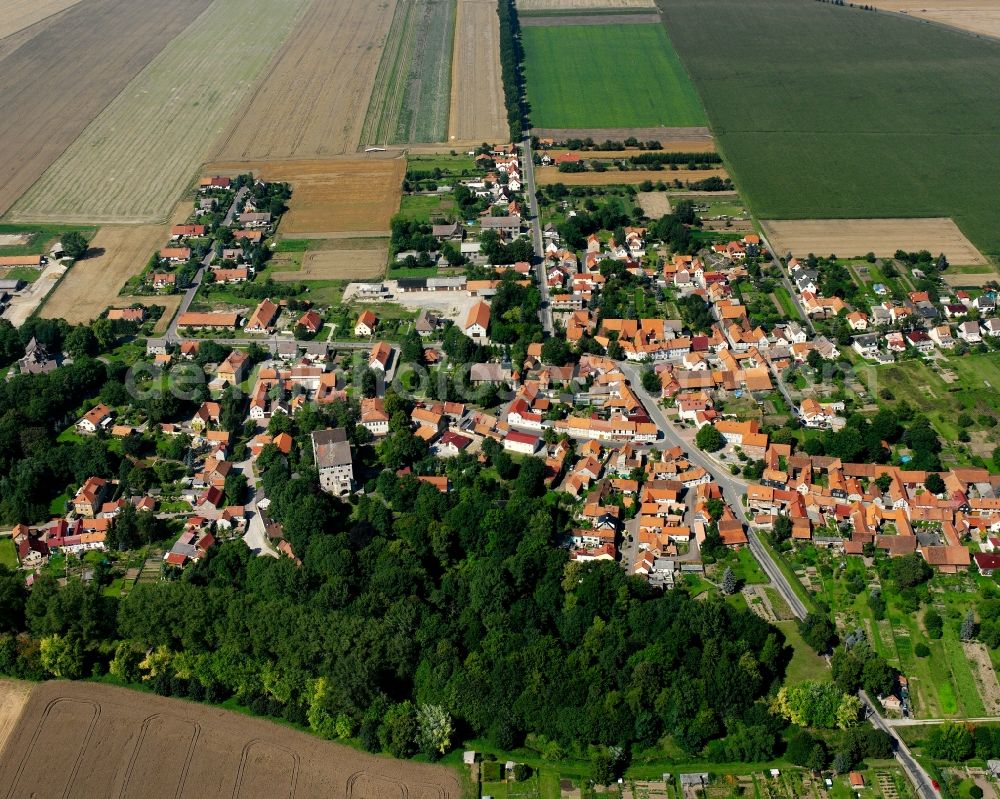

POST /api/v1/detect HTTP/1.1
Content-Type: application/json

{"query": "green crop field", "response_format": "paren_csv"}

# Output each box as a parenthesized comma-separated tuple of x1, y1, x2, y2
(522, 23, 707, 129)
(360, 0, 455, 146)
(658, 0, 1000, 260)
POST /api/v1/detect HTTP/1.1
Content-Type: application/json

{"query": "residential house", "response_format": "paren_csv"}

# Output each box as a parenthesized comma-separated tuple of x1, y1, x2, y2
(77, 404, 113, 434)
(958, 320, 982, 344)
(464, 301, 491, 340)
(355, 309, 377, 337)
(244, 299, 279, 334)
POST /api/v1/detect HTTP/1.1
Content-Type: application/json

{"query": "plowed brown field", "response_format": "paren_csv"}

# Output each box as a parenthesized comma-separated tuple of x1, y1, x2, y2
(761, 218, 988, 265)
(211, 0, 398, 160)
(41, 224, 171, 324)
(0, 0, 212, 216)
(204, 159, 405, 236)
(449, 0, 508, 143)
(536, 166, 728, 185)
(0, 0, 83, 38)
(872, 0, 1000, 38)
(0, 681, 463, 799)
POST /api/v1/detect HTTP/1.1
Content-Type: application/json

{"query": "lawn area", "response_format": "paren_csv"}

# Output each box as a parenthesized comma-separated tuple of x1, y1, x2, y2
(860, 353, 1000, 445)
(772, 285, 798, 319)
(660, 0, 1000, 260)
(774, 620, 830, 685)
(0, 222, 97, 256)
(0, 538, 17, 570)
(396, 194, 457, 223)
(522, 24, 707, 129)
(407, 154, 476, 175)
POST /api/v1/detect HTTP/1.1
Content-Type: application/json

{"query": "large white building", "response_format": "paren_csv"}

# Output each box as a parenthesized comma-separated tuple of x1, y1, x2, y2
(311, 428, 354, 497)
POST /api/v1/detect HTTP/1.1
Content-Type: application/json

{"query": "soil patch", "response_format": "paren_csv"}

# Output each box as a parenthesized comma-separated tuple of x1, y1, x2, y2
(205, 159, 405, 236)
(0, 680, 33, 760)
(449, 0, 508, 143)
(0, 234, 31, 246)
(637, 192, 671, 216)
(276, 249, 388, 281)
(761, 218, 988, 265)
(0, 681, 462, 799)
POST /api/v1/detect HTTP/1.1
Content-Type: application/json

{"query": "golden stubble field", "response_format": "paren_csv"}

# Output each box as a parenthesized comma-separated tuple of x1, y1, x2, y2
(0, 0, 83, 38)
(761, 218, 988, 265)
(872, 0, 1000, 38)
(211, 0, 399, 160)
(40, 222, 178, 324)
(0, 0, 212, 216)
(9, 0, 311, 224)
(448, 0, 509, 143)
(0, 681, 463, 799)
(205, 159, 405, 236)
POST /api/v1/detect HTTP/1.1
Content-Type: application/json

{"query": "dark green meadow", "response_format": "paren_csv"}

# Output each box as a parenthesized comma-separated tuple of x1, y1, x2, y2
(657, 0, 1000, 259)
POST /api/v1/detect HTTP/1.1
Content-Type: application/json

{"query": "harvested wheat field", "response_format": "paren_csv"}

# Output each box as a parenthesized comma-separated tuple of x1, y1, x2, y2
(10, 0, 311, 224)
(637, 192, 672, 217)
(0, 0, 212, 216)
(761, 218, 988, 265)
(276, 249, 389, 281)
(206, 159, 405, 236)
(872, 0, 1000, 38)
(40, 225, 169, 324)
(212, 0, 398, 160)
(0, 0, 83, 38)
(518, 0, 655, 9)
(536, 166, 728, 185)
(0, 680, 32, 760)
(0, 681, 462, 799)
(449, 0, 509, 143)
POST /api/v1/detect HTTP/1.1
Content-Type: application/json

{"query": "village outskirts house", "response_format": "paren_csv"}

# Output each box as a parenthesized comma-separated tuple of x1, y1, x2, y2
(77, 404, 113, 434)
(464, 300, 491, 341)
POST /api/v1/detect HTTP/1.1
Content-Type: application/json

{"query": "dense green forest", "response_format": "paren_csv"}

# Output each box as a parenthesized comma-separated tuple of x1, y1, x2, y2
(0, 389, 792, 765)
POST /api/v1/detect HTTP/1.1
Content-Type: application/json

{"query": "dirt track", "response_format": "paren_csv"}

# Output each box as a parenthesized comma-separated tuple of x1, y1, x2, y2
(448, 0, 509, 144)
(761, 218, 988, 264)
(211, 0, 398, 160)
(0, 0, 83, 38)
(41, 224, 172, 324)
(0, 0, 212, 216)
(536, 166, 728, 185)
(206, 158, 405, 236)
(0, 681, 463, 799)
(872, 0, 1000, 39)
